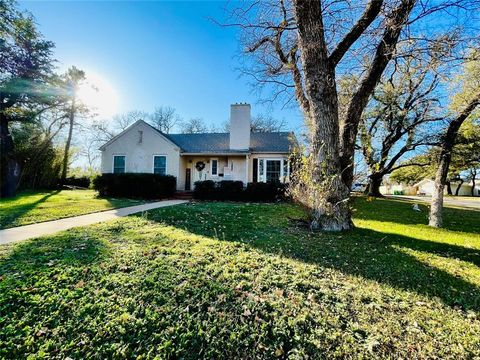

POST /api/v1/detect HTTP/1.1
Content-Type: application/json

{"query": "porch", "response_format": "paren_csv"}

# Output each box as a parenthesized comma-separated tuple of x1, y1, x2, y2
(177, 154, 290, 191)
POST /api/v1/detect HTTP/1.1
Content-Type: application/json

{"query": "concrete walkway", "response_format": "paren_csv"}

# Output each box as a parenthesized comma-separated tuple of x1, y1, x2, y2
(0, 200, 188, 245)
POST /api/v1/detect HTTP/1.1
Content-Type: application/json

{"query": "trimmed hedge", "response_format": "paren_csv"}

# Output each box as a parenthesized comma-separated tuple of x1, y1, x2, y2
(92, 173, 176, 199)
(194, 180, 287, 202)
(244, 182, 287, 202)
(63, 176, 91, 188)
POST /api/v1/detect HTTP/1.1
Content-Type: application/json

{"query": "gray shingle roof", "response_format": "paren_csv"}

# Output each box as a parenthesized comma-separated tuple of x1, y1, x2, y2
(164, 132, 293, 154)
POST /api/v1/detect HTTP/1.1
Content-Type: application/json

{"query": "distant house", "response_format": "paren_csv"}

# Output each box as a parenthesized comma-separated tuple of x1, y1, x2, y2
(413, 179, 480, 197)
(379, 181, 416, 196)
(100, 103, 296, 191)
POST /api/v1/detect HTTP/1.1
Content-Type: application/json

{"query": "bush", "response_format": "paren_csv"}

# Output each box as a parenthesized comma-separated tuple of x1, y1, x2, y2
(245, 182, 287, 202)
(193, 180, 288, 202)
(63, 176, 91, 188)
(92, 173, 176, 199)
(193, 180, 216, 200)
(217, 180, 244, 201)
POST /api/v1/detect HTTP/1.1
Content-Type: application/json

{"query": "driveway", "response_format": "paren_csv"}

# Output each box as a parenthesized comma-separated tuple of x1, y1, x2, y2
(389, 195, 480, 210)
(0, 199, 188, 245)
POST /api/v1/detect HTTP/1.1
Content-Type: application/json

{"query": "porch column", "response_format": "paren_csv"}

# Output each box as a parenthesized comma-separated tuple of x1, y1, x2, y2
(245, 155, 249, 185)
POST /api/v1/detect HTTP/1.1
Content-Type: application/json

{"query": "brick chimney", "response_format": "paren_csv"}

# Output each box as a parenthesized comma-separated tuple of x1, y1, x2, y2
(229, 103, 251, 150)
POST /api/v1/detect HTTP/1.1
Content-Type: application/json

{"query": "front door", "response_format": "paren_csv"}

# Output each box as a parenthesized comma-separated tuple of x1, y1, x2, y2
(185, 168, 191, 191)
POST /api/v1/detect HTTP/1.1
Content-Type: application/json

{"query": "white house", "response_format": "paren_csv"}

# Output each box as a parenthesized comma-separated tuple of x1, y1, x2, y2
(414, 178, 480, 196)
(100, 103, 295, 191)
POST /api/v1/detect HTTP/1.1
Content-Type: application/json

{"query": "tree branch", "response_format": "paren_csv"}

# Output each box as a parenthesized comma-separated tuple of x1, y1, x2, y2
(329, 0, 384, 67)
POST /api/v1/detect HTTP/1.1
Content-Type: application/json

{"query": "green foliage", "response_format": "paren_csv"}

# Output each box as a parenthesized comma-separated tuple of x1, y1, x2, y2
(391, 119, 480, 184)
(0, 190, 144, 229)
(63, 176, 91, 188)
(92, 173, 176, 199)
(0, 199, 479, 358)
(0, 0, 56, 120)
(11, 122, 63, 190)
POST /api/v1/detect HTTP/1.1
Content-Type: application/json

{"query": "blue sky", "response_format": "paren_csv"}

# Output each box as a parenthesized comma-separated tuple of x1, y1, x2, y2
(20, 1, 303, 132)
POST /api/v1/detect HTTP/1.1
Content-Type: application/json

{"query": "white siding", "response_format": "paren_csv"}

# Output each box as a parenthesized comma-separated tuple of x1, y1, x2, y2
(101, 121, 181, 185)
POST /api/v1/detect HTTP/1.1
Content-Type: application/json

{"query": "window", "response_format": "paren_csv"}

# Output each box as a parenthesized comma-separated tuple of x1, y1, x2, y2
(113, 155, 125, 174)
(153, 155, 167, 175)
(266, 160, 281, 182)
(211, 159, 218, 176)
(138, 130, 143, 144)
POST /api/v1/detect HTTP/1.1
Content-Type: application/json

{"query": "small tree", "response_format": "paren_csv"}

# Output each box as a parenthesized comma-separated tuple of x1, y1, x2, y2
(58, 67, 89, 185)
(429, 54, 480, 227)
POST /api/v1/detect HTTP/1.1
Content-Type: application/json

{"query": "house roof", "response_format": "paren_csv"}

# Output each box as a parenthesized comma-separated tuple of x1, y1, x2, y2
(99, 120, 295, 154)
(164, 131, 294, 154)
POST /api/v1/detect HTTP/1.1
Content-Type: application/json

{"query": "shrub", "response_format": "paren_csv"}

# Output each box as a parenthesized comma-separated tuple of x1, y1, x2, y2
(193, 180, 288, 202)
(193, 180, 216, 200)
(63, 176, 91, 188)
(92, 173, 176, 199)
(245, 182, 287, 202)
(217, 180, 244, 201)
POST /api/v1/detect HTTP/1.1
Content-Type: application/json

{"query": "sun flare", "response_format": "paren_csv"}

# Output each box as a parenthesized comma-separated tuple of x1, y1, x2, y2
(77, 70, 119, 119)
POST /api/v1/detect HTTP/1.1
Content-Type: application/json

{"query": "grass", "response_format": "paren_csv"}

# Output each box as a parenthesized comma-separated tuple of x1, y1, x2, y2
(0, 190, 145, 229)
(0, 197, 479, 358)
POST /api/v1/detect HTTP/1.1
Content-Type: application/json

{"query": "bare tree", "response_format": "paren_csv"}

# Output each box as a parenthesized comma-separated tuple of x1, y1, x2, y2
(180, 118, 209, 134)
(359, 57, 442, 196)
(229, 0, 479, 230)
(222, 113, 287, 132)
(112, 110, 148, 132)
(149, 106, 180, 133)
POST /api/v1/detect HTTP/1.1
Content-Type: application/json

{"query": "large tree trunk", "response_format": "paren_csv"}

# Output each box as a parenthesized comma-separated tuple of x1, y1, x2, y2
(292, 0, 352, 231)
(61, 101, 75, 184)
(366, 175, 383, 197)
(0, 116, 21, 198)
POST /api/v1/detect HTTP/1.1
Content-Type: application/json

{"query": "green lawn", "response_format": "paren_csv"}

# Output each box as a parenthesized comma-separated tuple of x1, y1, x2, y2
(0, 198, 479, 358)
(0, 190, 145, 229)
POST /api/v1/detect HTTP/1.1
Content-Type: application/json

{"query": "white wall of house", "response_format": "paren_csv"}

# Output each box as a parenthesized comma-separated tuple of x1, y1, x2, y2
(380, 183, 416, 195)
(100, 121, 180, 179)
(451, 182, 480, 196)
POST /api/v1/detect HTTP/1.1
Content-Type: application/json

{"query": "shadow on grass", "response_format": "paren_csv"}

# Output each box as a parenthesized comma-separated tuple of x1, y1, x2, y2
(138, 200, 480, 312)
(0, 228, 108, 274)
(0, 190, 61, 229)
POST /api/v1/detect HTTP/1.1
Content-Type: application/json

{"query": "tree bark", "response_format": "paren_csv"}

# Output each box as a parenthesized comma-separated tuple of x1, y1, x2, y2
(454, 178, 464, 196)
(470, 168, 477, 196)
(292, 0, 352, 231)
(446, 180, 452, 195)
(61, 100, 75, 184)
(0, 116, 21, 198)
(429, 92, 480, 227)
(366, 175, 383, 197)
